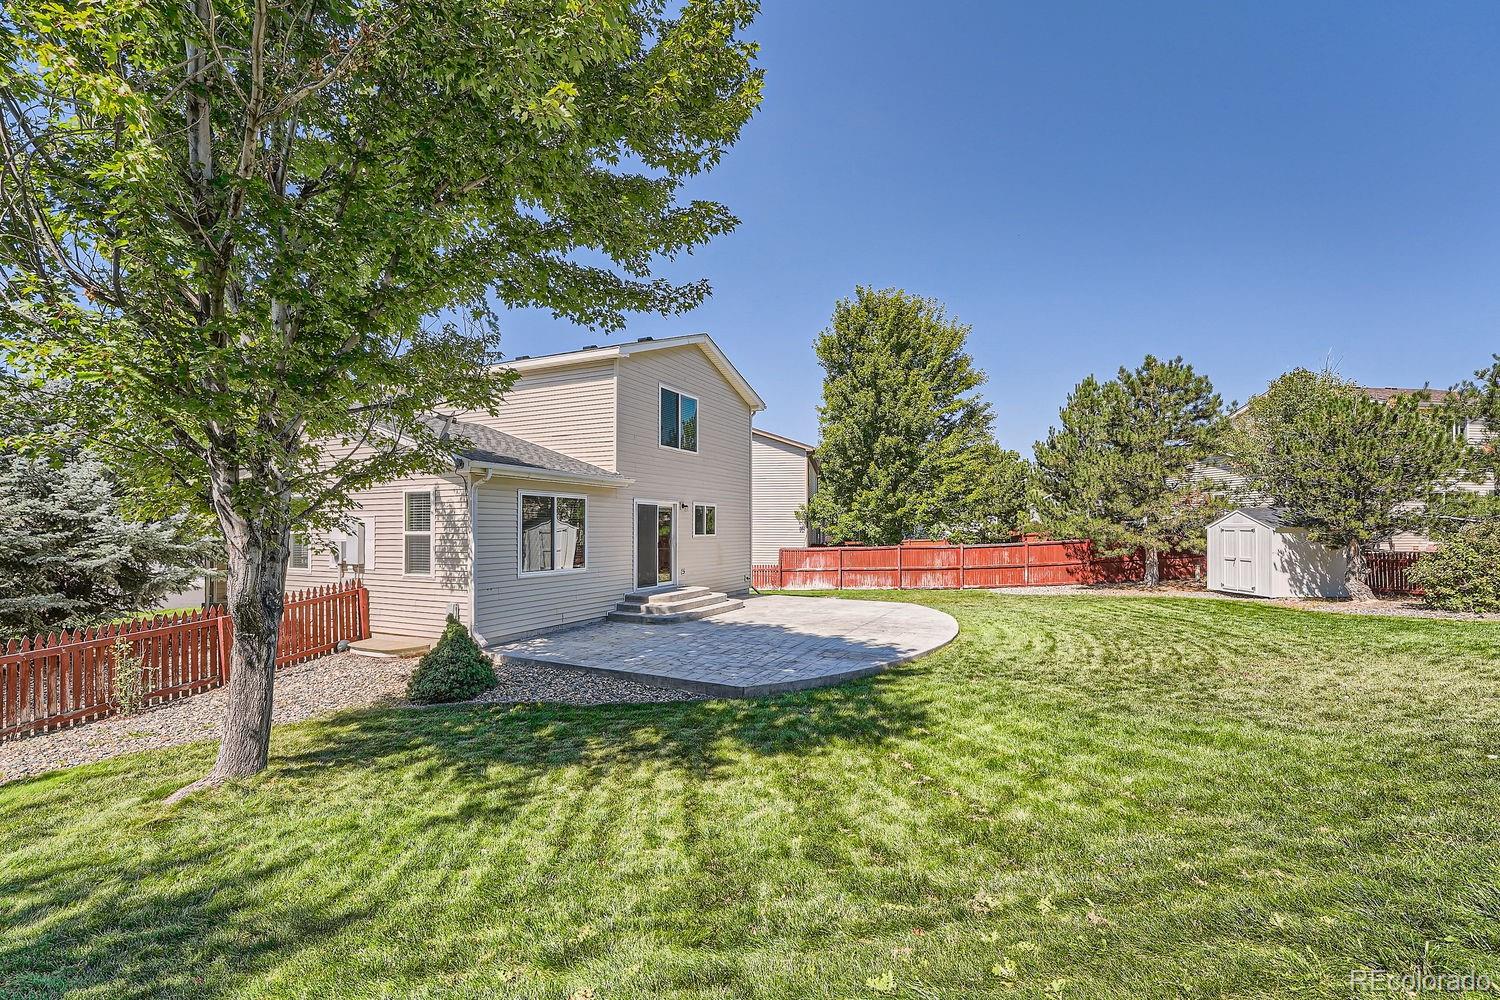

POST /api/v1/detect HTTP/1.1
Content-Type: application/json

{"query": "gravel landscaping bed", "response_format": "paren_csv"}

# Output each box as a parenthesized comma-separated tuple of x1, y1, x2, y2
(990, 583, 1500, 621)
(0, 652, 418, 785)
(473, 656, 705, 706)
(1, 651, 704, 784)
(1267, 597, 1500, 621)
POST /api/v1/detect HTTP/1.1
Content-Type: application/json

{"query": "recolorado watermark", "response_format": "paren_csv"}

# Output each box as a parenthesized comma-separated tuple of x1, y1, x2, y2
(1350, 967, 1496, 994)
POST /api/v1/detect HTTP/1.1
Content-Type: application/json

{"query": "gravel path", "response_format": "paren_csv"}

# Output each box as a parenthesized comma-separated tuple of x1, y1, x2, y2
(989, 584, 1500, 621)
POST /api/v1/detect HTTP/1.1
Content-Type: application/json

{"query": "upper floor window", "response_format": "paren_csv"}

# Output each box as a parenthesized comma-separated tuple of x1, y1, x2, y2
(404, 490, 433, 576)
(520, 492, 587, 575)
(660, 385, 698, 452)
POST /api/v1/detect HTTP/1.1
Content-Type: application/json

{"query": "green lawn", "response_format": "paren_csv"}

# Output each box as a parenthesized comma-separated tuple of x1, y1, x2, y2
(4, 593, 1499, 999)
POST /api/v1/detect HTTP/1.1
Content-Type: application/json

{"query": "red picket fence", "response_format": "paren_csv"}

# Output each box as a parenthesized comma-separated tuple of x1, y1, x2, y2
(1366, 551, 1425, 596)
(1, 581, 370, 742)
(754, 538, 1206, 591)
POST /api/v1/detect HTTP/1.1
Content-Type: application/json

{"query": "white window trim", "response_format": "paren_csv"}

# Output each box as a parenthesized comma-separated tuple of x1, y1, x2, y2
(692, 502, 718, 537)
(632, 498, 678, 591)
(403, 490, 434, 577)
(658, 382, 700, 454)
(516, 490, 590, 578)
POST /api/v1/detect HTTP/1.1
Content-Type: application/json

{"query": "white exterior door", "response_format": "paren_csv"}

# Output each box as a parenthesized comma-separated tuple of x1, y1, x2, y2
(1219, 526, 1256, 593)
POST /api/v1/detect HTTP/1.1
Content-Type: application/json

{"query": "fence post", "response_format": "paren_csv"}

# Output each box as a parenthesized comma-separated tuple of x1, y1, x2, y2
(837, 547, 845, 591)
(216, 608, 233, 683)
(358, 584, 371, 640)
(1022, 535, 1031, 586)
(897, 544, 904, 590)
(958, 543, 966, 589)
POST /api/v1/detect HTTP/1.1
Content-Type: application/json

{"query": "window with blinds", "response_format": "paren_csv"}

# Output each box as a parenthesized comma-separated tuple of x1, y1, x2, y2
(404, 490, 433, 575)
(659, 385, 699, 452)
(289, 534, 311, 569)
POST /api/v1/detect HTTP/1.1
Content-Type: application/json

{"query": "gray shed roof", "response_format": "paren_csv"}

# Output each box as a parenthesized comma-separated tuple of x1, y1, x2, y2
(423, 416, 627, 486)
(1210, 505, 1288, 529)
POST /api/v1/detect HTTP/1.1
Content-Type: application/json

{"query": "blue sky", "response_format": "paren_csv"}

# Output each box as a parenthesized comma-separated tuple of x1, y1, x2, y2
(494, 1, 1500, 452)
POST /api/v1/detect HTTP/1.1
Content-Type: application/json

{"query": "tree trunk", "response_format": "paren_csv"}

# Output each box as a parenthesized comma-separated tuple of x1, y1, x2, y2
(1143, 547, 1160, 587)
(168, 516, 287, 801)
(1345, 543, 1375, 602)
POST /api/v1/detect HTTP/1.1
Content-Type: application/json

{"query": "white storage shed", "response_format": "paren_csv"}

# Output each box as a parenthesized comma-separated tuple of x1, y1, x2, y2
(1207, 507, 1349, 599)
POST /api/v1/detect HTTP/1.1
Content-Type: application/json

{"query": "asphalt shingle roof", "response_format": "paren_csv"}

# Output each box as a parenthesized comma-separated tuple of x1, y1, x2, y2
(422, 415, 625, 483)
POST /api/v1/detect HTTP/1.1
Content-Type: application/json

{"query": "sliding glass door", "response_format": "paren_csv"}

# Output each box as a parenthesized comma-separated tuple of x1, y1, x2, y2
(634, 502, 675, 589)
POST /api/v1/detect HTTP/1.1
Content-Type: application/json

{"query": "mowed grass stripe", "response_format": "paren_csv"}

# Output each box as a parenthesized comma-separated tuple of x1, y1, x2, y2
(2, 592, 1498, 999)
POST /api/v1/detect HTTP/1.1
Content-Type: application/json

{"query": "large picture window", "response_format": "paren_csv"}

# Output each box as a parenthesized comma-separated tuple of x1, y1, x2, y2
(404, 491, 433, 576)
(520, 492, 587, 575)
(659, 385, 698, 452)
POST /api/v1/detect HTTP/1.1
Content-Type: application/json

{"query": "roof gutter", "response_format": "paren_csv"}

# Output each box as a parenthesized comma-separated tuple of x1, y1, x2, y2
(465, 460, 634, 488)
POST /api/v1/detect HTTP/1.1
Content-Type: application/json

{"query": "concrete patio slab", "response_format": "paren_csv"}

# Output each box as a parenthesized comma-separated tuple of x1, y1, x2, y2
(491, 595, 959, 697)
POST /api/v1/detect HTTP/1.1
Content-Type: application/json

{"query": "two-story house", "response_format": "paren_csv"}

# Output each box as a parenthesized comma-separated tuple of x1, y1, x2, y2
(284, 333, 765, 645)
(750, 428, 820, 566)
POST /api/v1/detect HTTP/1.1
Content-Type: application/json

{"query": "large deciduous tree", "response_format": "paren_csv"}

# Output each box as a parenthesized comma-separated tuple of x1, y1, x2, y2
(0, 0, 761, 793)
(1033, 355, 1225, 585)
(1232, 369, 1468, 599)
(801, 287, 1029, 545)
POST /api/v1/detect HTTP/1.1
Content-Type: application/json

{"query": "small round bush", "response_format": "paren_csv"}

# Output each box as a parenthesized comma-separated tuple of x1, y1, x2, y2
(406, 615, 496, 704)
(1410, 521, 1500, 613)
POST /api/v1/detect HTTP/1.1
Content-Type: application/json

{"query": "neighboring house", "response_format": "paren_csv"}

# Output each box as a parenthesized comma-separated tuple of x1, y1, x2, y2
(1196, 385, 1495, 552)
(750, 428, 820, 565)
(154, 569, 227, 611)
(284, 333, 765, 643)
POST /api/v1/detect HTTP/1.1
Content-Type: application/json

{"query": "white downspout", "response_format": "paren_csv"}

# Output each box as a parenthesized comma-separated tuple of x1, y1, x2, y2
(468, 467, 498, 647)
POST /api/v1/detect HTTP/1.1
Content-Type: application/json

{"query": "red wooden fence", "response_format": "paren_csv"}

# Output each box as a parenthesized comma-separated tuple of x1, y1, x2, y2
(1, 581, 370, 742)
(1366, 551, 1425, 596)
(754, 539, 1206, 591)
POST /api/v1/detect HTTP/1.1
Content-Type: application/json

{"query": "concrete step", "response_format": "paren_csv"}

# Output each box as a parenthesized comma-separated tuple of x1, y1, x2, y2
(621, 592, 731, 616)
(607, 598, 745, 625)
(349, 634, 433, 658)
(617, 586, 711, 608)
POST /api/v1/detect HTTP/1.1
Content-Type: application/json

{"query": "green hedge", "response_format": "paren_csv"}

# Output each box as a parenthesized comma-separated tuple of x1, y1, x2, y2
(1411, 521, 1500, 613)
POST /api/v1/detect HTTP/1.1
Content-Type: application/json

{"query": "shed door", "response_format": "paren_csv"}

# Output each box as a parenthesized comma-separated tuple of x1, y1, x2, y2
(1219, 526, 1257, 593)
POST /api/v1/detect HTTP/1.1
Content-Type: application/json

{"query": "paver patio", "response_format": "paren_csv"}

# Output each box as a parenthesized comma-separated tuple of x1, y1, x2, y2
(492, 595, 959, 697)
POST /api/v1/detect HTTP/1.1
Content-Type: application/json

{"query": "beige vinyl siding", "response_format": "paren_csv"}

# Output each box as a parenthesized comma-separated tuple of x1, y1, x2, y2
(751, 432, 812, 564)
(282, 444, 471, 638)
(471, 478, 633, 641)
(454, 360, 617, 470)
(617, 345, 753, 595)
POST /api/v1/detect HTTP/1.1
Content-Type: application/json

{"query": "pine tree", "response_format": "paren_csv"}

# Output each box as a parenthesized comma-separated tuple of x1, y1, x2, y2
(0, 451, 210, 638)
(802, 288, 1027, 545)
(1452, 355, 1500, 496)
(1034, 356, 1226, 585)
(1232, 369, 1468, 599)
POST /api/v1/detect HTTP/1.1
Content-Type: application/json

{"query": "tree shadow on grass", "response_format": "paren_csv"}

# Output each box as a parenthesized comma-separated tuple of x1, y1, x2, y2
(0, 835, 383, 1000)
(0, 669, 932, 999)
(275, 663, 933, 787)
